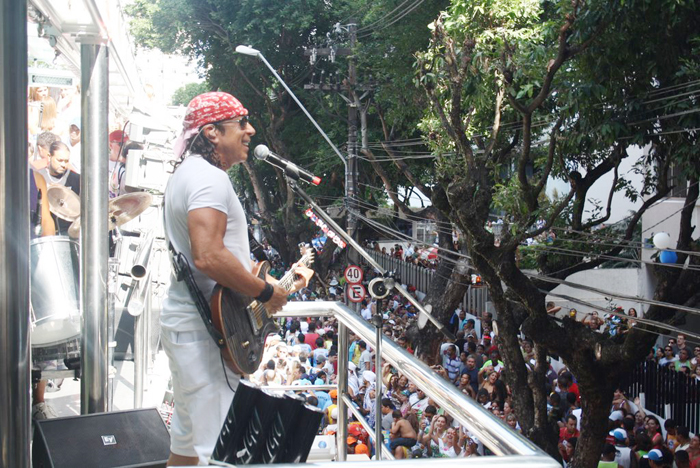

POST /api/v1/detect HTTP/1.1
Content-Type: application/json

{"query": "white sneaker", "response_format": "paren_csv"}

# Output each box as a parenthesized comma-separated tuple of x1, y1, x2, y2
(32, 402, 58, 420)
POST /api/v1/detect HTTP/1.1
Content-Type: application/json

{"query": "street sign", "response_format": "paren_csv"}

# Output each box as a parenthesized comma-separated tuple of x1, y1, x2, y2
(344, 265, 363, 284)
(346, 284, 366, 303)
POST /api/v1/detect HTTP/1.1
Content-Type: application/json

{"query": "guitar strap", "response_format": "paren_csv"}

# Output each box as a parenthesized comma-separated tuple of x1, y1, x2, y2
(162, 197, 226, 349)
(248, 226, 270, 263)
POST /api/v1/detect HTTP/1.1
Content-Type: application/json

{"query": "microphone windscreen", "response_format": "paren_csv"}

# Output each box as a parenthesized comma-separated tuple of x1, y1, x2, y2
(254, 144, 270, 160)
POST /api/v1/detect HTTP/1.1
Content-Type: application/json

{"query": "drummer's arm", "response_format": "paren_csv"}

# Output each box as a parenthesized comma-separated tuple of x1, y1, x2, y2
(34, 172, 56, 236)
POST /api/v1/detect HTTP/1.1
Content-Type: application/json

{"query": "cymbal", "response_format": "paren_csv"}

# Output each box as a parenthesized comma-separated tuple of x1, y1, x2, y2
(108, 192, 152, 227)
(47, 186, 80, 221)
(68, 217, 80, 239)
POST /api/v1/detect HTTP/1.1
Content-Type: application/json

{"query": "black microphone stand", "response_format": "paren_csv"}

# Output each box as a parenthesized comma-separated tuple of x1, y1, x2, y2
(285, 176, 455, 342)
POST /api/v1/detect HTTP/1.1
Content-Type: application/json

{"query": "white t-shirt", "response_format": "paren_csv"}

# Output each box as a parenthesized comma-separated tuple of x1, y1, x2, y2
(161, 155, 250, 332)
(359, 349, 372, 371)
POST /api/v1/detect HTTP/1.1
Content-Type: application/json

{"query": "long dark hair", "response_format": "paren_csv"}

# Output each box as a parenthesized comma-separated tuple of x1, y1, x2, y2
(173, 123, 224, 170)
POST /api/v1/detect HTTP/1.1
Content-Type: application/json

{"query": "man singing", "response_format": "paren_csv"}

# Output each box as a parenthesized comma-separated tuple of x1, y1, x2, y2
(162, 92, 309, 465)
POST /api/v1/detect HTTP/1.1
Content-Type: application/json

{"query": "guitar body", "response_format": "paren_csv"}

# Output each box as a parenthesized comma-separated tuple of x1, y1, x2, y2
(211, 261, 279, 375)
(210, 246, 315, 376)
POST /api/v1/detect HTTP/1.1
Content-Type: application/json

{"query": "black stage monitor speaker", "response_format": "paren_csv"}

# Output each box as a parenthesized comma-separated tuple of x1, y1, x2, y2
(33, 408, 170, 468)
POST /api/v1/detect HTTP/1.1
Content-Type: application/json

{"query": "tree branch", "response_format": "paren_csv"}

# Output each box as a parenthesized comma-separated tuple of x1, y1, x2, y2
(484, 83, 505, 159)
(533, 117, 564, 196)
(581, 158, 620, 230)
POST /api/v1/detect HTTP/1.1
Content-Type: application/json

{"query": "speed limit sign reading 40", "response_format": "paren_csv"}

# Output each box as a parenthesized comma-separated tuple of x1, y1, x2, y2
(344, 265, 363, 284)
(346, 283, 366, 303)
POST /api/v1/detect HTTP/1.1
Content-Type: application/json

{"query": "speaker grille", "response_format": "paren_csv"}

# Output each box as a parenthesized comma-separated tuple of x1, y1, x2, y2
(33, 408, 170, 468)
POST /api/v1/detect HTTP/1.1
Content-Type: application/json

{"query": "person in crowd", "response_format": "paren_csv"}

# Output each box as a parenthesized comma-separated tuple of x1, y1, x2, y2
(675, 349, 693, 373)
(609, 428, 631, 468)
(559, 415, 580, 443)
(686, 434, 700, 467)
(358, 341, 372, 372)
(675, 426, 691, 453)
(109, 140, 144, 198)
(659, 345, 679, 368)
(645, 415, 664, 449)
(32, 131, 61, 171)
(642, 449, 665, 468)
(389, 410, 418, 458)
(599, 443, 622, 468)
(38, 141, 80, 235)
(28, 86, 51, 137)
(66, 117, 81, 173)
(425, 414, 448, 457)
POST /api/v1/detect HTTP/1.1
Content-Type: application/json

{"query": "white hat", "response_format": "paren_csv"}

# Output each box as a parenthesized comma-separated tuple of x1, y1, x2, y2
(330, 279, 339, 286)
(300, 321, 309, 332)
(348, 361, 357, 372)
(609, 410, 624, 422)
(362, 370, 376, 383)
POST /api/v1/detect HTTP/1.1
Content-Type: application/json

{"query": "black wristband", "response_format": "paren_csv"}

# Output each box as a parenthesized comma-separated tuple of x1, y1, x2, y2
(255, 282, 274, 303)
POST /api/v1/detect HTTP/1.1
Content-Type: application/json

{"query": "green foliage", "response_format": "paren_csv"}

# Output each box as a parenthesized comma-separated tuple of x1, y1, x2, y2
(171, 82, 209, 106)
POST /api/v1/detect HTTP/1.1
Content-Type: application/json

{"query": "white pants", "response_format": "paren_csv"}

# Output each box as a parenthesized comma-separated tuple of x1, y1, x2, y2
(161, 328, 240, 465)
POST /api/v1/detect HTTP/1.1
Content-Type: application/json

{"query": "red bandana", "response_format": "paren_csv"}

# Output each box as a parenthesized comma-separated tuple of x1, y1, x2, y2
(174, 92, 249, 159)
(183, 92, 248, 131)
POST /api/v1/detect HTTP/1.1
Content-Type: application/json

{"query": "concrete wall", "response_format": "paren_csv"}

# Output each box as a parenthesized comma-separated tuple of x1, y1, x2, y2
(543, 268, 643, 320)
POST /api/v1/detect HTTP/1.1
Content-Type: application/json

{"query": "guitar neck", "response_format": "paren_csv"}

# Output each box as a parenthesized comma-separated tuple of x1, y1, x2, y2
(276, 258, 310, 293)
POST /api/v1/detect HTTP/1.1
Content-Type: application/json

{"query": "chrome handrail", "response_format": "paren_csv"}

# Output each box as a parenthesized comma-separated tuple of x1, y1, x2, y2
(276, 301, 552, 460)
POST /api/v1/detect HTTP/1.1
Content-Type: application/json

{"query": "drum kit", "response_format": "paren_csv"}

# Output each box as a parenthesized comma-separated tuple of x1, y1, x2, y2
(31, 187, 152, 365)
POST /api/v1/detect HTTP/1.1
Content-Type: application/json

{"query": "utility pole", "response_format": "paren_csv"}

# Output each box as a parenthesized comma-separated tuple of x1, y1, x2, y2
(346, 23, 359, 264)
(304, 22, 373, 264)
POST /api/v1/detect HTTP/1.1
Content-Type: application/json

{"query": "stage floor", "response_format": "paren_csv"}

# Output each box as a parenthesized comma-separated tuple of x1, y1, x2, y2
(43, 350, 172, 418)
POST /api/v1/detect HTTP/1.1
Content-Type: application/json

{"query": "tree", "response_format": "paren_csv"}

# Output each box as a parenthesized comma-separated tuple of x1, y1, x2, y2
(171, 82, 209, 106)
(414, 0, 700, 464)
(127, 0, 349, 265)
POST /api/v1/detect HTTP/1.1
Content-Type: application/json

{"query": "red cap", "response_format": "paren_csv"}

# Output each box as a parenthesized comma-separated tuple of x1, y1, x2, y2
(109, 130, 129, 144)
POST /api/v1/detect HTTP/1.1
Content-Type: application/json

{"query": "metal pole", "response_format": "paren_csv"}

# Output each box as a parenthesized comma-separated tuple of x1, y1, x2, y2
(0, 1, 30, 465)
(132, 274, 151, 408)
(372, 305, 383, 460)
(80, 39, 110, 414)
(337, 323, 349, 461)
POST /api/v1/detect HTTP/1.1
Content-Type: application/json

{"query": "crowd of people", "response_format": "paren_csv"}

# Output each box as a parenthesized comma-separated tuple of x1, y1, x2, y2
(363, 240, 442, 271)
(244, 258, 699, 465)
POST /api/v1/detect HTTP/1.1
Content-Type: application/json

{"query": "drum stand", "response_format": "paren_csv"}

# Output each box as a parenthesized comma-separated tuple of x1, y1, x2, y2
(107, 229, 124, 411)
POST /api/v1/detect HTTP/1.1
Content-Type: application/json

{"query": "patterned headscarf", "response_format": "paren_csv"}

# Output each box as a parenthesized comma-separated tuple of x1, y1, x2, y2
(173, 91, 248, 159)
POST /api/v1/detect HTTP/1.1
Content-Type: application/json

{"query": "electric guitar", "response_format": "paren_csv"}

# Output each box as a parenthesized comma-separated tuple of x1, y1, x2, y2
(210, 244, 315, 375)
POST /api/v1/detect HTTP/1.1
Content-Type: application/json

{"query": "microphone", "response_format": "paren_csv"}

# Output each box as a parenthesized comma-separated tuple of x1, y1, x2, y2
(254, 145, 321, 186)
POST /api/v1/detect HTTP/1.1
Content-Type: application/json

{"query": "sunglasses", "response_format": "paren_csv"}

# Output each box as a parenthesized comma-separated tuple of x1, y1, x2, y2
(219, 116, 250, 130)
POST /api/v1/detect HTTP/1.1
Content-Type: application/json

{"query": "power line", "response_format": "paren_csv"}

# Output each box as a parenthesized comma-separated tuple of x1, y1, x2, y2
(352, 209, 700, 317)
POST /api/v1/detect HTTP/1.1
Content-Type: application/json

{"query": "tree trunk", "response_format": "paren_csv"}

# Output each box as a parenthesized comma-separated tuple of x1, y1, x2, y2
(569, 375, 615, 468)
(409, 212, 469, 361)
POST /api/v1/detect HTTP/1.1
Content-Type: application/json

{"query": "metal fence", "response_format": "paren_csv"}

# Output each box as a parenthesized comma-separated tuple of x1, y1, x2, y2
(364, 249, 491, 314)
(621, 360, 700, 435)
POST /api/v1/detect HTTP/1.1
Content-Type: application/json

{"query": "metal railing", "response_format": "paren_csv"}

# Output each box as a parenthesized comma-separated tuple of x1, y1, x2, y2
(621, 360, 700, 434)
(364, 249, 491, 315)
(272, 301, 558, 465)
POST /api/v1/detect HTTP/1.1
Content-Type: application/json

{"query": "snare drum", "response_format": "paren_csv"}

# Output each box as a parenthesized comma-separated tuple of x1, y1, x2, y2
(30, 236, 81, 347)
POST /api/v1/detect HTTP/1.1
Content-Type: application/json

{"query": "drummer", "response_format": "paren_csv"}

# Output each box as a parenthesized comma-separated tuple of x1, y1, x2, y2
(30, 161, 60, 419)
(38, 141, 80, 235)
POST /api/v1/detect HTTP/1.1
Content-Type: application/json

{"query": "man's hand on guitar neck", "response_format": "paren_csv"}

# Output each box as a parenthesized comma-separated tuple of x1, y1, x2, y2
(290, 264, 314, 293)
